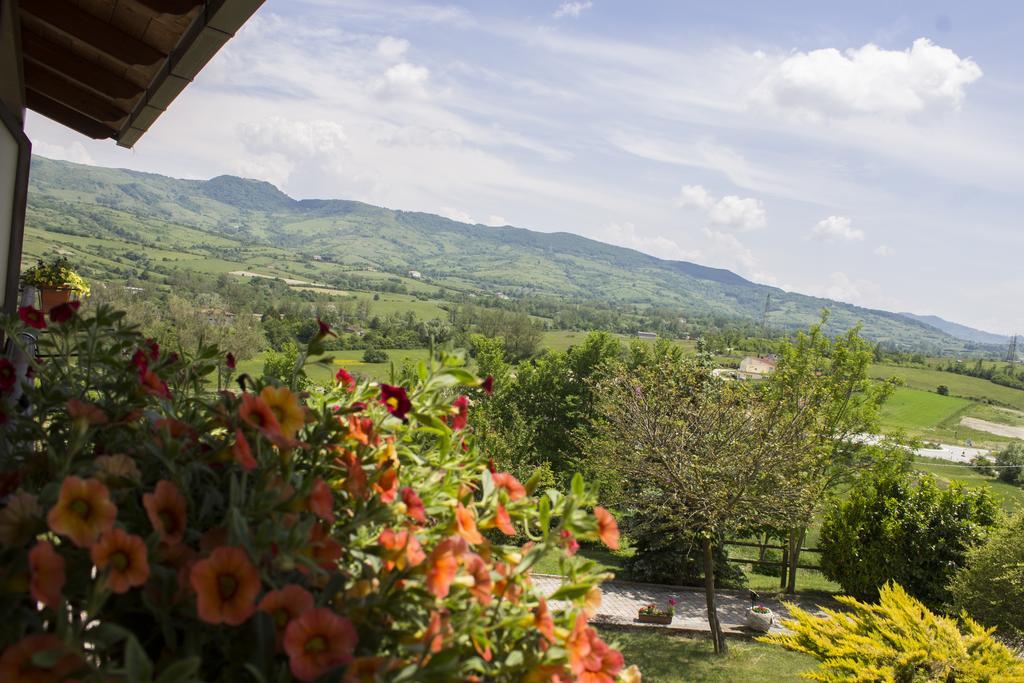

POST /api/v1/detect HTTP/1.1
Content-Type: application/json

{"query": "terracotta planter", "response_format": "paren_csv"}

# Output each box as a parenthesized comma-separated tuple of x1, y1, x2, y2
(637, 613, 672, 625)
(39, 287, 74, 313)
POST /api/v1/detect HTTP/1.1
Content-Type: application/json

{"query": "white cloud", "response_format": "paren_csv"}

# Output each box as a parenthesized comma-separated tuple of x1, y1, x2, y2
(553, 1, 593, 19)
(874, 244, 894, 256)
(702, 228, 756, 268)
(374, 62, 431, 99)
(376, 36, 409, 60)
(603, 221, 701, 262)
(439, 207, 475, 223)
(32, 140, 96, 166)
(239, 117, 348, 158)
(676, 184, 766, 231)
(486, 215, 507, 226)
(811, 215, 864, 241)
(755, 38, 982, 119)
(819, 271, 864, 303)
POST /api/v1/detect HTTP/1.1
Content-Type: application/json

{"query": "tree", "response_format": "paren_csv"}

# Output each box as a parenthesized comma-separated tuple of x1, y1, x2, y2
(362, 347, 389, 363)
(949, 512, 1024, 639)
(762, 583, 1024, 681)
(762, 317, 899, 592)
(995, 441, 1024, 484)
(592, 352, 812, 654)
(819, 470, 996, 608)
(937, 384, 950, 395)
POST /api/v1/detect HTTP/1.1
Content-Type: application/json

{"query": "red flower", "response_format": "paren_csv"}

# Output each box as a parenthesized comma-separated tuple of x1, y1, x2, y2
(451, 395, 469, 430)
(143, 480, 188, 546)
(594, 507, 620, 550)
(0, 359, 16, 392)
(226, 352, 236, 370)
(335, 368, 356, 392)
(91, 528, 150, 593)
(316, 318, 336, 338)
(239, 393, 284, 443)
(29, 540, 65, 609)
(18, 305, 46, 330)
(0, 634, 83, 682)
(481, 375, 494, 395)
(560, 529, 580, 556)
(308, 478, 334, 523)
(66, 398, 107, 425)
(379, 384, 412, 421)
(259, 584, 314, 643)
(145, 338, 160, 360)
(308, 523, 343, 570)
(283, 608, 357, 682)
(426, 537, 467, 598)
(400, 487, 426, 524)
(140, 370, 171, 399)
(567, 616, 625, 682)
(492, 472, 526, 501)
(49, 300, 80, 324)
(131, 348, 149, 374)
(190, 546, 261, 625)
(232, 429, 257, 471)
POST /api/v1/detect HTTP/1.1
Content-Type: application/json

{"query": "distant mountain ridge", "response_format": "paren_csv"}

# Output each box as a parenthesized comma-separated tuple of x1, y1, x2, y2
(23, 156, 996, 354)
(898, 312, 1010, 346)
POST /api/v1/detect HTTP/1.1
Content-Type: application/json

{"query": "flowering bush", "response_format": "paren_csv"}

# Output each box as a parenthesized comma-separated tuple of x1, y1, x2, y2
(0, 304, 636, 682)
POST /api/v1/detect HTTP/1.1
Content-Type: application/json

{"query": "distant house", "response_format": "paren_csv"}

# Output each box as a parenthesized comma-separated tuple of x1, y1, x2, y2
(408, 270, 422, 279)
(738, 356, 776, 377)
(311, 255, 323, 261)
(637, 331, 658, 340)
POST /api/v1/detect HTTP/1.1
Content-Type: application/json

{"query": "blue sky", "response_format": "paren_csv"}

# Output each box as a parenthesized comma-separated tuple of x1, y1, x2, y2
(26, 1, 1024, 334)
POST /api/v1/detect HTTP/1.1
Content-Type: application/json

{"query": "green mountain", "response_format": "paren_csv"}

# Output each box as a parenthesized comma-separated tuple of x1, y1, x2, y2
(23, 156, 984, 353)
(898, 312, 1010, 347)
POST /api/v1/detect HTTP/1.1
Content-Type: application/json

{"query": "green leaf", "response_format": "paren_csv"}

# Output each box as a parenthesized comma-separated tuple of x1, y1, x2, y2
(125, 636, 154, 682)
(570, 472, 584, 498)
(549, 582, 593, 601)
(30, 647, 66, 668)
(539, 495, 551, 534)
(155, 657, 202, 683)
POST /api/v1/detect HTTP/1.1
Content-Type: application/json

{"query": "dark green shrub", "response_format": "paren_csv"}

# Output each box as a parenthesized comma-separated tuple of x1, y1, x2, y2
(819, 471, 997, 608)
(949, 512, 1024, 639)
(995, 442, 1024, 484)
(362, 347, 388, 363)
(937, 384, 949, 395)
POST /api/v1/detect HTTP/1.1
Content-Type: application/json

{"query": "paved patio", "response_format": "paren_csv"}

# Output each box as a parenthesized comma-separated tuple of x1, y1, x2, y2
(535, 574, 832, 636)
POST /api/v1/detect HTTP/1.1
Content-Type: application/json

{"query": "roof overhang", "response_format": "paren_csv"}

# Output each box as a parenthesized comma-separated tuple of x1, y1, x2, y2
(18, 0, 264, 148)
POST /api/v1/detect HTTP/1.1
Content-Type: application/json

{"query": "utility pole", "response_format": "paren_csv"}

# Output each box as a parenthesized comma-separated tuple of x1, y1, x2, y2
(1008, 335, 1019, 364)
(760, 293, 771, 337)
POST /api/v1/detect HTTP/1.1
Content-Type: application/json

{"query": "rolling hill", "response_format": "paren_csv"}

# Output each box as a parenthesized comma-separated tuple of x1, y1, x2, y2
(898, 312, 1010, 346)
(22, 156, 990, 354)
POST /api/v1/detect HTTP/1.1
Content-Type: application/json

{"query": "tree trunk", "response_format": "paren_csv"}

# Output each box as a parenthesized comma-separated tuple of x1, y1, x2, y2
(779, 544, 788, 590)
(785, 527, 806, 594)
(757, 532, 768, 562)
(702, 537, 727, 654)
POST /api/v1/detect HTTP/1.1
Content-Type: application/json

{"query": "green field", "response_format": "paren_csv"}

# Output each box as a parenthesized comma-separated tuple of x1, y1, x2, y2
(914, 456, 1024, 514)
(877, 387, 971, 434)
(871, 363, 1024, 412)
(237, 348, 438, 384)
(605, 629, 814, 682)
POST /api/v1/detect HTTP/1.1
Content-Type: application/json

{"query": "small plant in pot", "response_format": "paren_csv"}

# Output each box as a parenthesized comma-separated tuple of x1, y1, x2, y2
(21, 256, 90, 312)
(746, 604, 774, 632)
(638, 598, 676, 625)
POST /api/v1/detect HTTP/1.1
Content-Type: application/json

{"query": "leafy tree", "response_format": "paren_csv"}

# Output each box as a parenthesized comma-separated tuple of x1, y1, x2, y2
(995, 441, 1024, 484)
(262, 341, 309, 389)
(949, 512, 1024, 640)
(362, 347, 389, 363)
(819, 470, 997, 608)
(762, 583, 1024, 681)
(937, 384, 950, 395)
(762, 317, 900, 592)
(592, 351, 811, 654)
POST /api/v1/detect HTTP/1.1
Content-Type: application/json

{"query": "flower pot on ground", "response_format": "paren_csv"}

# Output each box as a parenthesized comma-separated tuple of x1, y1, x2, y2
(20, 256, 89, 313)
(637, 613, 673, 625)
(637, 598, 676, 625)
(746, 605, 774, 632)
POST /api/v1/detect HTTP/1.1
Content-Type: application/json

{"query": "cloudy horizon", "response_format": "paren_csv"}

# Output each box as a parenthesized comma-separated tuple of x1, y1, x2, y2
(25, 1, 1024, 335)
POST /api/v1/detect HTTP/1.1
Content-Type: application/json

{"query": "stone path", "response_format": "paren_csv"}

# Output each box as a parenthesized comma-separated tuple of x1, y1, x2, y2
(534, 574, 833, 636)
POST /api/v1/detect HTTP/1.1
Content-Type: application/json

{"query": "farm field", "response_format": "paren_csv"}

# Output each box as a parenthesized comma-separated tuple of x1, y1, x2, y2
(236, 348, 439, 384)
(877, 387, 971, 435)
(913, 456, 1024, 514)
(869, 363, 1024, 411)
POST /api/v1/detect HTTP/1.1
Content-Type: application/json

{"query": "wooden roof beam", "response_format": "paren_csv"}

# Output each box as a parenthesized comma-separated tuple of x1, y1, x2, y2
(131, 0, 205, 15)
(20, 0, 167, 67)
(21, 31, 145, 101)
(24, 62, 130, 126)
(25, 90, 117, 140)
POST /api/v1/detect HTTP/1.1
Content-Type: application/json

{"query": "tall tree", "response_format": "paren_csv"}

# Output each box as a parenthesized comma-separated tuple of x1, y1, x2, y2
(592, 352, 811, 654)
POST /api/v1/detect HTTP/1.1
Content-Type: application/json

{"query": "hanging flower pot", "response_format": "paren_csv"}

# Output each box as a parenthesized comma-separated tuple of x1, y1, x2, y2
(39, 287, 74, 313)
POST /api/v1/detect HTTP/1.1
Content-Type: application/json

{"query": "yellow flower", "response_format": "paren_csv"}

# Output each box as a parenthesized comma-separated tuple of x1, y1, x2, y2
(95, 454, 141, 484)
(259, 386, 305, 439)
(583, 585, 602, 617)
(620, 664, 643, 683)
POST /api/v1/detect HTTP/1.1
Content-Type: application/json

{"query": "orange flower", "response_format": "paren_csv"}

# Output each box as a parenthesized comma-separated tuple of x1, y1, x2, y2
(373, 467, 399, 503)
(345, 415, 371, 446)
(143, 480, 187, 546)
(400, 487, 426, 524)
(190, 546, 261, 625)
(307, 523, 342, 571)
(426, 537, 466, 599)
(593, 507, 620, 550)
(232, 428, 257, 471)
(239, 392, 284, 441)
(422, 609, 451, 654)
(283, 608, 358, 682)
(29, 540, 65, 609)
(308, 478, 334, 523)
(260, 385, 305, 439)
(259, 584, 315, 642)
(335, 450, 367, 499)
(567, 616, 625, 683)
(0, 634, 84, 683)
(0, 491, 42, 546)
(378, 528, 425, 571)
(493, 504, 516, 536)
(492, 472, 526, 501)
(47, 476, 117, 547)
(342, 657, 390, 682)
(464, 553, 492, 605)
(66, 398, 107, 425)
(455, 504, 484, 545)
(534, 598, 555, 642)
(140, 369, 171, 399)
(94, 454, 141, 484)
(92, 528, 150, 594)
(583, 586, 602, 617)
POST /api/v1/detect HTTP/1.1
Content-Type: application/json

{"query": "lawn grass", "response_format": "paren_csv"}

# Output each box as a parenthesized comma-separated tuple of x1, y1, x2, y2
(604, 629, 815, 682)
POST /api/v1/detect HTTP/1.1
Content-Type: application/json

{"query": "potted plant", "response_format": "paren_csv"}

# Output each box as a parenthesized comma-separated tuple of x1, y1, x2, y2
(746, 604, 774, 632)
(21, 256, 90, 312)
(638, 598, 676, 625)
